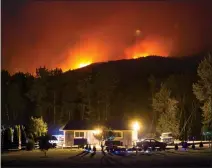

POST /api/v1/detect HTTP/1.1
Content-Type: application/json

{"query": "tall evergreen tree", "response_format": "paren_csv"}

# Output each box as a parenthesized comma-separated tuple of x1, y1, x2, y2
(152, 84, 180, 138)
(193, 54, 212, 132)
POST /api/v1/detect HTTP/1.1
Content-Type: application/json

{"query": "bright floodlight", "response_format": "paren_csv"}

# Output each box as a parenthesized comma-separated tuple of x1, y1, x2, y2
(132, 121, 140, 131)
(93, 128, 102, 135)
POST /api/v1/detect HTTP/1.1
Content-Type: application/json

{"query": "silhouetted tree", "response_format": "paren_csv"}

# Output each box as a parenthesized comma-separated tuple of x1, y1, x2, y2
(39, 135, 51, 157)
(26, 67, 50, 117)
(1, 70, 10, 124)
(153, 84, 180, 138)
(93, 68, 119, 120)
(193, 54, 212, 132)
(77, 73, 94, 120)
(28, 117, 48, 140)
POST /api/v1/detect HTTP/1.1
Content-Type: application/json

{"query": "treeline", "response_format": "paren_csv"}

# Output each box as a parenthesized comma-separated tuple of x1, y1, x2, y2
(1, 54, 212, 140)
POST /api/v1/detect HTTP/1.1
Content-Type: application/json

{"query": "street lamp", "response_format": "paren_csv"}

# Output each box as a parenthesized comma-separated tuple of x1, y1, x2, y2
(93, 128, 102, 135)
(132, 121, 140, 131)
(131, 121, 141, 143)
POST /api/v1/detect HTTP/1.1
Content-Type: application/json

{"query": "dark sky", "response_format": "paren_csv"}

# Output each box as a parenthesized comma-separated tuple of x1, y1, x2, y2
(2, 0, 212, 73)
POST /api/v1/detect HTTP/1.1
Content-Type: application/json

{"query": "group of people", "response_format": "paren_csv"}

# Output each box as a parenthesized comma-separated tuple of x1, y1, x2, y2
(84, 144, 96, 152)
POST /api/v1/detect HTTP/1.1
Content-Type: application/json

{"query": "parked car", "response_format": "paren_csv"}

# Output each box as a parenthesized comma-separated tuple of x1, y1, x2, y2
(137, 138, 167, 151)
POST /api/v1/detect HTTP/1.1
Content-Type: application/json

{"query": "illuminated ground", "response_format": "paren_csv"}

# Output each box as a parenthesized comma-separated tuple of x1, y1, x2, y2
(2, 149, 212, 168)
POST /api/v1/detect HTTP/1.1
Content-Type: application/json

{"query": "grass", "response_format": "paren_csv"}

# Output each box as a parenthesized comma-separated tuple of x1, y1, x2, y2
(2, 148, 212, 167)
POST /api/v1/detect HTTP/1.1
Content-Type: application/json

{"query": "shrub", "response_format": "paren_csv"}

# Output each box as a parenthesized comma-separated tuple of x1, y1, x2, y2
(199, 141, 204, 147)
(192, 144, 195, 150)
(175, 144, 178, 150)
(39, 135, 51, 157)
(26, 139, 35, 151)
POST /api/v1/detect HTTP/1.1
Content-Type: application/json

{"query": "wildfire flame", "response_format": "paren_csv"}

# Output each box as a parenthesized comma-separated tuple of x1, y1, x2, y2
(125, 34, 170, 60)
(133, 52, 149, 59)
(60, 35, 108, 71)
(63, 58, 93, 71)
(61, 33, 171, 72)
(78, 61, 92, 68)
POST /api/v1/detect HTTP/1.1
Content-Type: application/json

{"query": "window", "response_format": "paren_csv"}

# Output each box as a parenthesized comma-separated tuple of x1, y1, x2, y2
(114, 131, 123, 138)
(74, 131, 85, 138)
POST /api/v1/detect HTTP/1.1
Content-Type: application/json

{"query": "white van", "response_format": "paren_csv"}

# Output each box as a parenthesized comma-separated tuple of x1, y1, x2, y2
(160, 132, 174, 145)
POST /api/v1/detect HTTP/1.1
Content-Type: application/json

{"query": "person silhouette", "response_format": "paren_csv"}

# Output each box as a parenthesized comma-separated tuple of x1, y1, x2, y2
(93, 146, 96, 153)
(88, 145, 91, 152)
(85, 144, 88, 151)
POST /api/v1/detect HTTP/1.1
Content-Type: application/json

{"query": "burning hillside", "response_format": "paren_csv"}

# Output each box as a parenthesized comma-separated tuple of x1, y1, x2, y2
(2, 2, 211, 73)
(61, 33, 172, 71)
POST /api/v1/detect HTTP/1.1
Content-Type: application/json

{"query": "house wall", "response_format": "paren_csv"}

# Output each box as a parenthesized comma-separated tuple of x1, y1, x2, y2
(114, 130, 133, 147)
(86, 131, 100, 145)
(64, 130, 134, 147)
(64, 130, 99, 147)
(64, 131, 74, 147)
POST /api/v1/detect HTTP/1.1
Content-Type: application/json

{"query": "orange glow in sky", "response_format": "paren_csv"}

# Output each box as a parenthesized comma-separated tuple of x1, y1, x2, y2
(125, 35, 170, 60)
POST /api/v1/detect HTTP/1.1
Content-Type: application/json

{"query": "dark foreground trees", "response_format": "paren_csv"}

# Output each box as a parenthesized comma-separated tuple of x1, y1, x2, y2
(193, 54, 212, 133)
(1, 54, 211, 140)
(152, 84, 180, 138)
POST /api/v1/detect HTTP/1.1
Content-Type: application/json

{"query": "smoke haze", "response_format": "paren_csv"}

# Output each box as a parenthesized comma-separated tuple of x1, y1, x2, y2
(2, 1, 212, 73)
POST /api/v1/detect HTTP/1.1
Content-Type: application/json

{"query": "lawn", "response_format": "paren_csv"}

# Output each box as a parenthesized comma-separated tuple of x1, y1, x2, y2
(2, 148, 212, 168)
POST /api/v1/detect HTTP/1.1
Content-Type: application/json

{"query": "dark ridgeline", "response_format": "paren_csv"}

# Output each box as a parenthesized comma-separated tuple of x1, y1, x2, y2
(0, 53, 207, 140)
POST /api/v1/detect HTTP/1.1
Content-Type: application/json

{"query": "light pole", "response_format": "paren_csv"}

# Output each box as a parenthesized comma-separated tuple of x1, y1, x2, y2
(93, 128, 103, 148)
(132, 121, 140, 144)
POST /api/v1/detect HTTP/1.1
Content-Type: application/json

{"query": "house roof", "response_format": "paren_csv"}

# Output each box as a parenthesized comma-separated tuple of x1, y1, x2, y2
(63, 119, 131, 130)
(48, 124, 64, 135)
(63, 120, 101, 130)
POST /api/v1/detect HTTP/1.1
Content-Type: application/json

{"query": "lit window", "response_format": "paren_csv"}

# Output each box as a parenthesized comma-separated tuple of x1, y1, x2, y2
(114, 131, 123, 137)
(74, 131, 85, 138)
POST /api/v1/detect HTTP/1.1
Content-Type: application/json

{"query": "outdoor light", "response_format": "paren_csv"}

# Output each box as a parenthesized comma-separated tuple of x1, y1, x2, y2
(132, 121, 140, 131)
(93, 128, 102, 135)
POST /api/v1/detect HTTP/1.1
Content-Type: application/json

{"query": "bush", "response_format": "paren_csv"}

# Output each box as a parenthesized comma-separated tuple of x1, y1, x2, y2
(199, 141, 204, 147)
(39, 135, 51, 157)
(192, 144, 195, 150)
(175, 144, 178, 150)
(26, 139, 35, 151)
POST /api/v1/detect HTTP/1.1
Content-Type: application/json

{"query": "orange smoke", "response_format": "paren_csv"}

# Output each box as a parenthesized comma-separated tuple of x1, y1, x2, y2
(125, 35, 171, 59)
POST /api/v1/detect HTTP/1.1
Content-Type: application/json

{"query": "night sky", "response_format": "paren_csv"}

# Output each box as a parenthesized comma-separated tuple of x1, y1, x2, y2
(2, 0, 212, 73)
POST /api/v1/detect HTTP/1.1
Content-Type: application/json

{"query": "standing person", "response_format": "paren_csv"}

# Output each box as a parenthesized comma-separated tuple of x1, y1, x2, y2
(93, 146, 96, 153)
(101, 142, 104, 151)
(88, 145, 91, 152)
